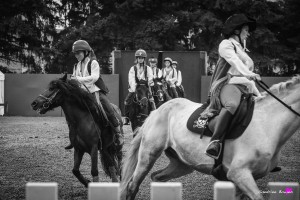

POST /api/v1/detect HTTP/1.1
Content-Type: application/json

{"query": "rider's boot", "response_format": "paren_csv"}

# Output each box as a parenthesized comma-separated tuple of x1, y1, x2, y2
(171, 87, 179, 98)
(65, 124, 74, 150)
(124, 103, 131, 125)
(65, 143, 73, 150)
(205, 108, 233, 159)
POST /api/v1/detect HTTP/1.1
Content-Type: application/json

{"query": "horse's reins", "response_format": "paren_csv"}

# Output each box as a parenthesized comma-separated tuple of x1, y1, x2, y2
(256, 80, 300, 117)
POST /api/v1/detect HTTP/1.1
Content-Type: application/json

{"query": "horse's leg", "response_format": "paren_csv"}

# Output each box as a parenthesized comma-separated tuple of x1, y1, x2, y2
(72, 149, 90, 187)
(90, 144, 99, 182)
(101, 132, 120, 183)
(125, 139, 165, 200)
(151, 149, 194, 182)
(227, 167, 263, 200)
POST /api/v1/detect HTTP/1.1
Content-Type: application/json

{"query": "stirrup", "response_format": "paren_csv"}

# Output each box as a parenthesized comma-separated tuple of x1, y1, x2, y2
(65, 143, 73, 150)
(123, 117, 130, 125)
(205, 140, 222, 160)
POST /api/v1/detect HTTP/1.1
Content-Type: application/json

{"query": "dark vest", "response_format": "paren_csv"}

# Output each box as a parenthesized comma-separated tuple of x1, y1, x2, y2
(134, 65, 148, 86)
(87, 60, 109, 94)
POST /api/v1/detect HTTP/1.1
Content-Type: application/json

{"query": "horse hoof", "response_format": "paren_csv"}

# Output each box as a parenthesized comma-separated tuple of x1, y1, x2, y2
(270, 166, 281, 173)
(84, 180, 91, 188)
(93, 176, 99, 182)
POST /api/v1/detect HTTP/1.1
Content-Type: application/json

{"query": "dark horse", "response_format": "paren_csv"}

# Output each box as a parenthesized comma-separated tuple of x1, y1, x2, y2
(31, 74, 123, 187)
(152, 79, 171, 108)
(127, 80, 152, 133)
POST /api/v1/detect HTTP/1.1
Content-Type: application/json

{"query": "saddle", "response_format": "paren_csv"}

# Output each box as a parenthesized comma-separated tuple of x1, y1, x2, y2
(187, 93, 255, 139)
(186, 93, 255, 180)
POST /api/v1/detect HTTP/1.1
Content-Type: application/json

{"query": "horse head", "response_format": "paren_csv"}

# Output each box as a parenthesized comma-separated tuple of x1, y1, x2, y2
(31, 74, 67, 114)
(129, 80, 152, 129)
(134, 80, 151, 108)
(152, 80, 164, 103)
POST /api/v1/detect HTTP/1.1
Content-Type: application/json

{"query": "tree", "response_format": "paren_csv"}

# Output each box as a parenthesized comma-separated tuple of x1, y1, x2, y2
(0, 0, 60, 73)
(50, 0, 298, 74)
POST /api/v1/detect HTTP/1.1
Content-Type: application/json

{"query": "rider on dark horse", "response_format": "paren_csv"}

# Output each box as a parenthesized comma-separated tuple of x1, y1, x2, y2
(123, 49, 156, 125)
(172, 60, 185, 98)
(65, 40, 121, 149)
(204, 14, 262, 159)
(149, 57, 171, 101)
(149, 57, 162, 82)
(162, 57, 179, 98)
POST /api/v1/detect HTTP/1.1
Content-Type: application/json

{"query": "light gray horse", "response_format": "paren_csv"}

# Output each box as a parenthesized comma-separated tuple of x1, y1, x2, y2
(121, 76, 300, 200)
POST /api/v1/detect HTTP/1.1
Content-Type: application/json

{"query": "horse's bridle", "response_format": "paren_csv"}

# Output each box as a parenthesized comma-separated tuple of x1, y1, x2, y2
(39, 89, 60, 109)
(133, 95, 149, 106)
(133, 83, 150, 106)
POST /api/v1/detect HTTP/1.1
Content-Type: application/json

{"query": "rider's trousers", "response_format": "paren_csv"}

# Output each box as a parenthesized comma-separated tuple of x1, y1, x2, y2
(94, 91, 119, 127)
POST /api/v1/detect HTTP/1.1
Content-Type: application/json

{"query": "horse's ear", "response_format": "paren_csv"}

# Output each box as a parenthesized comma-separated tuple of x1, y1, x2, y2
(60, 73, 68, 82)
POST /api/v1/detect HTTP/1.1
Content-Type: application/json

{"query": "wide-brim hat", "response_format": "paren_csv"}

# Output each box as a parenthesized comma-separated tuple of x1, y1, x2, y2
(222, 14, 256, 38)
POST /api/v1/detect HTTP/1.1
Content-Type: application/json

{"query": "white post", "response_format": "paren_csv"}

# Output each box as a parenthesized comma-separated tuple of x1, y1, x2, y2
(88, 182, 120, 200)
(151, 182, 182, 200)
(26, 182, 58, 200)
(214, 181, 236, 200)
(268, 182, 299, 200)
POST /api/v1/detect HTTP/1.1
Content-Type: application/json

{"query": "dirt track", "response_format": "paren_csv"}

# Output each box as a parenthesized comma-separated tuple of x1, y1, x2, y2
(0, 117, 299, 200)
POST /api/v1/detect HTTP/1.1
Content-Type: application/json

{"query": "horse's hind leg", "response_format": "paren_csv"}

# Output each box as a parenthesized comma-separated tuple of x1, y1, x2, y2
(126, 140, 165, 200)
(72, 150, 90, 187)
(151, 148, 194, 182)
(102, 134, 120, 183)
(227, 167, 263, 200)
(90, 144, 99, 182)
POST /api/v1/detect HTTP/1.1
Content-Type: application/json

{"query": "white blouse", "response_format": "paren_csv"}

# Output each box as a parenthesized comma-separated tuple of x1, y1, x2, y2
(152, 67, 163, 79)
(219, 38, 260, 96)
(176, 70, 182, 86)
(72, 58, 100, 93)
(162, 67, 177, 87)
(128, 64, 154, 92)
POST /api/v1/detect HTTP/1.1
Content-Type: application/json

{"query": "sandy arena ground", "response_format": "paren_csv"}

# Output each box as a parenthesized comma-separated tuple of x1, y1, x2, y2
(0, 116, 299, 200)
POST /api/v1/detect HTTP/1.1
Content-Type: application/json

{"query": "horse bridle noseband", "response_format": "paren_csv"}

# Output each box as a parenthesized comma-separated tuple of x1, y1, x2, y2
(133, 96, 148, 106)
(256, 80, 300, 117)
(39, 89, 60, 109)
(152, 86, 164, 102)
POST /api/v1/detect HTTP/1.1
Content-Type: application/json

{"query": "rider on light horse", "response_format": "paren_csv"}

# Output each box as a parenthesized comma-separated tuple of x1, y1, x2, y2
(204, 14, 262, 159)
(66, 40, 121, 149)
(124, 49, 156, 125)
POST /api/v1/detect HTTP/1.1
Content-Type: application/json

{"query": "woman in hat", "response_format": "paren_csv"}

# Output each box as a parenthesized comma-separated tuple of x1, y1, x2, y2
(65, 40, 121, 149)
(204, 14, 261, 159)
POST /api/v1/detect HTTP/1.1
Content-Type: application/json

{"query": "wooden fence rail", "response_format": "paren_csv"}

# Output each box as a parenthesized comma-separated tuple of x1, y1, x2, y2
(25, 181, 299, 200)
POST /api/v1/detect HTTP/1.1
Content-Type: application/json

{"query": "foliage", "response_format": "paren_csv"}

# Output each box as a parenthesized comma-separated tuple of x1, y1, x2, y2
(0, 0, 61, 73)
(1, 0, 299, 74)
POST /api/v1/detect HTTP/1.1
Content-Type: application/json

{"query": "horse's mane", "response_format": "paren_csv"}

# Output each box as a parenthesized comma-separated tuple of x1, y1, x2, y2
(49, 78, 102, 121)
(255, 75, 300, 103)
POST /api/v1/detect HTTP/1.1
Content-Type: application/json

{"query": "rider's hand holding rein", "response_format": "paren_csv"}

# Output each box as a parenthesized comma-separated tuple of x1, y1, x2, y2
(248, 73, 261, 81)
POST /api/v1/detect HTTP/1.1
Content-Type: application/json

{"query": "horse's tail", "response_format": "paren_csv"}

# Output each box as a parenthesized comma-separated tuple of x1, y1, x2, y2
(120, 127, 142, 193)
